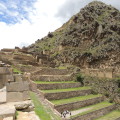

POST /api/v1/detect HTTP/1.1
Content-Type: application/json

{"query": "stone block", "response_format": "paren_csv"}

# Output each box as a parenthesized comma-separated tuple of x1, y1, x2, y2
(6, 75, 14, 82)
(105, 71, 113, 78)
(3, 117, 13, 120)
(98, 71, 105, 78)
(0, 87, 6, 104)
(23, 81, 29, 91)
(7, 92, 23, 102)
(6, 82, 23, 92)
(14, 100, 34, 112)
(0, 104, 16, 118)
(6, 81, 29, 92)
(23, 91, 30, 100)
(14, 74, 22, 82)
(0, 67, 12, 75)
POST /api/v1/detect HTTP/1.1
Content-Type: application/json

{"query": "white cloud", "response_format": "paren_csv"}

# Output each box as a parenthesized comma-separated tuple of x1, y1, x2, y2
(0, 0, 64, 49)
(0, 0, 119, 49)
(0, 3, 7, 10)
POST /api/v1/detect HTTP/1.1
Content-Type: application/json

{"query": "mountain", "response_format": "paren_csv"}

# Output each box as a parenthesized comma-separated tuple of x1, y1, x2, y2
(27, 1, 120, 69)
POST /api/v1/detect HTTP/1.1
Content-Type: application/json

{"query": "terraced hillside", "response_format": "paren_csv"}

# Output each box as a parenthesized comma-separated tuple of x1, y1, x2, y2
(32, 67, 120, 120)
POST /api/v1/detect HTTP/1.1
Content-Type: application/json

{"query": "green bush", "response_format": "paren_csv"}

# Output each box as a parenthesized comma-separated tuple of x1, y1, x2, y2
(76, 73, 84, 85)
(109, 98, 114, 103)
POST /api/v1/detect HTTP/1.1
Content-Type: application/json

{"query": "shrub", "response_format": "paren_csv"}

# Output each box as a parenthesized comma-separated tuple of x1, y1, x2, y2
(76, 73, 84, 85)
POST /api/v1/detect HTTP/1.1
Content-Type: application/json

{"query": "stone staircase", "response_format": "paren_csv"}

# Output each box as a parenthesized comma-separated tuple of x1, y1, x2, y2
(33, 68, 120, 120)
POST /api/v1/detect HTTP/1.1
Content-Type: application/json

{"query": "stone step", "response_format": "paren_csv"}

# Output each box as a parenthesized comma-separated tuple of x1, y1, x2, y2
(32, 75, 73, 82)
(51, 94, 104, 113)
(0, 104, 16, 119)
(42, 87, 92, 100)
(95, 110, 120, 120)
(36, 81, 82, 90)
(67, 101, 116, 120)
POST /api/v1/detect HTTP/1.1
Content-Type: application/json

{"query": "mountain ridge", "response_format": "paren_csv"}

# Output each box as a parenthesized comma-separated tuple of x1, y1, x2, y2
(27, 1, 120, 70)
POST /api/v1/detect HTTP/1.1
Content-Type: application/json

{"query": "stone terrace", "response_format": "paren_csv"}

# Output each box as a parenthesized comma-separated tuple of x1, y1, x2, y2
(33, 67, 120, 120)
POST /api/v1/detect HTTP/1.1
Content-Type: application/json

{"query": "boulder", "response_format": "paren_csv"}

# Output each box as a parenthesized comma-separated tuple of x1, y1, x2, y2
(14, 100, 34, 112)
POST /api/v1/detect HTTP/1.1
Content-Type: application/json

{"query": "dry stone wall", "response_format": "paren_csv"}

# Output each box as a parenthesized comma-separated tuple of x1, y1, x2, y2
(81, 68, 113, 78)
(44, 89, 92, 100)
(81, 68, 120, 79)
(70, 104, 116, 120)
(84, 76, 120, 104)
(0, 61, 30, 102)
(55, 96, 104, 112)
(37, 82, 82, 90)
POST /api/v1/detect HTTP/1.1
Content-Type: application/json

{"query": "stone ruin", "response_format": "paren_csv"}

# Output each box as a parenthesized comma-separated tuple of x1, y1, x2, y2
(0, 61, 30, 102)
(0, 61, 33, 120)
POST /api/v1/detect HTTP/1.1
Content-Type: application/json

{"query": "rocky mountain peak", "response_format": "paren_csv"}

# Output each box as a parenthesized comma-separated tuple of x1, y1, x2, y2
(27, 1, 120, 69)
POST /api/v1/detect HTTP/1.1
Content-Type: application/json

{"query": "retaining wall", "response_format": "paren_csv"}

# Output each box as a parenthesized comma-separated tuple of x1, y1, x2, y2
(32, 68, 71, 75)
(37, 82, 82, 90)
(44, 89, 92, 100)
(70, 104, 116, 120)
(81, 68, 114, 79)
(55, 96, 104, 112)
(84, 76, 120, 104)
(32, 75, 73, 82)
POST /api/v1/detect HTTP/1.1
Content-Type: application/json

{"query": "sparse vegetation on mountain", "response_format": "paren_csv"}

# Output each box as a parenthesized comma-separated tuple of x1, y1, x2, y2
(27, 1, 120, 70)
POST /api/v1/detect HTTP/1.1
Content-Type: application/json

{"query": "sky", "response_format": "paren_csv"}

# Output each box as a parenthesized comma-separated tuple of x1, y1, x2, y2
(0, 0, 119, 49)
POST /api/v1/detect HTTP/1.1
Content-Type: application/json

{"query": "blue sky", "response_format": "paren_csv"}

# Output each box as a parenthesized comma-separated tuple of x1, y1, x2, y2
(0, 0, 119, 49)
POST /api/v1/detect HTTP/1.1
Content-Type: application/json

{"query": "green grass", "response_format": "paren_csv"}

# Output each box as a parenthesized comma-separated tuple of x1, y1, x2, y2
(34, 81, 77, 84)
(15, 111, 19, 119)
(12, 67, 23, 74)
(95, 110, 120, 120)
(57, 66, 67, 69)
(42, 86, 91, 93)
(51, 94, 102, 105)
(30, 92, 61, 120)
(71, 101, 114, 118)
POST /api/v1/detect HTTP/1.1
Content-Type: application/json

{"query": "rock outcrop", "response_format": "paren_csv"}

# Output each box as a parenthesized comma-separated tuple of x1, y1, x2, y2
(27, 1, 120, 71)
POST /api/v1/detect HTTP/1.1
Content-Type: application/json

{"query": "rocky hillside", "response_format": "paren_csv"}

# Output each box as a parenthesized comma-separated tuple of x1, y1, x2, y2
(27, 1, 120, 69)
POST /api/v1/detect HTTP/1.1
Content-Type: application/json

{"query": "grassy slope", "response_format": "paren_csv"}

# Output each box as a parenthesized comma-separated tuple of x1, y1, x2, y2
(51, 94, 102, 105)
(95, 110, 120, 120)
(71, 101, 114, 118)
(34, 81, 77, 84)
(30, 92, 61, 120)
(42, 86, 91, 93)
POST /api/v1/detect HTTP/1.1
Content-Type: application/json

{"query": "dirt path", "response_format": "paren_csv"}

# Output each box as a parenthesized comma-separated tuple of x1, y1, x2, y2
(17, 111, 40, 120)
(65, 107, 92, 119)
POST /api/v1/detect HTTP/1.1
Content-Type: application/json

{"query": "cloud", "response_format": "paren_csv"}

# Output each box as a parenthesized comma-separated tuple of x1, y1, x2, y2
(55, 0, 120, 22)
(0, 0, 119, 49)
(0, 3, 7, 10)
(0, 0, 37, 24)
(0, 0, 64, 49)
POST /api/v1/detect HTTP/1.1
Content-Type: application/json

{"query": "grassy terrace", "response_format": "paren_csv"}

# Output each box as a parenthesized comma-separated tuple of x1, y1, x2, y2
(34, 81, 77, 84)
(51, 94, 102, 105)
(71, 101, 114, 118)
(30, 92, 61, 120)
(95, 110, 120, 120)
(42, 86, 91, 93)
